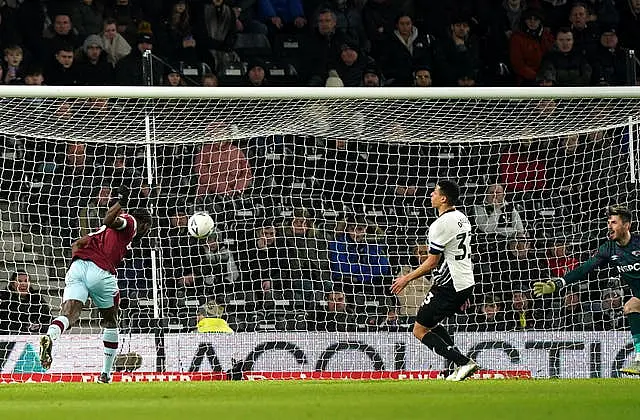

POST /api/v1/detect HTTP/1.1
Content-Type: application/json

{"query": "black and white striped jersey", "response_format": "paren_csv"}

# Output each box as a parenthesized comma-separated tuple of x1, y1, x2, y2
(428, 209, 475, 291)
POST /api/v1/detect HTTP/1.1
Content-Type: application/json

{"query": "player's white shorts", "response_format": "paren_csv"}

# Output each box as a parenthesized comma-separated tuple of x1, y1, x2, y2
(63, 259, 119, 309)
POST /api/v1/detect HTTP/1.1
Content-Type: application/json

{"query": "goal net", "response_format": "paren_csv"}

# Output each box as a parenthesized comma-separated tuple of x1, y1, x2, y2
(0, 86, 639, 380)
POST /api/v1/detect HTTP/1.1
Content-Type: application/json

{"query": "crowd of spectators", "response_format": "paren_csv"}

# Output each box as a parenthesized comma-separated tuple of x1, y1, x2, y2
(0, 0, 636, 88)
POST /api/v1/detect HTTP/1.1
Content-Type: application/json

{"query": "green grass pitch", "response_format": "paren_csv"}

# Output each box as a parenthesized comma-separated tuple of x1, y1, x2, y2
(1, 379, 639, 420)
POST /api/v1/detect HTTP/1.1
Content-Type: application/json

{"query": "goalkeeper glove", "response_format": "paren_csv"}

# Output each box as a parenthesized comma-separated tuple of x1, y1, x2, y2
(533, 278, 565, 297)
(109, 185, 130, 207)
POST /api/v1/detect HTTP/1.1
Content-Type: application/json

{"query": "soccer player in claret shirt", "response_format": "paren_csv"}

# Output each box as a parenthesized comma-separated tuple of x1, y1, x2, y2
(392, 180, 479, 381)
(39, 186, 152, 383)
(534, 205, 640, 375)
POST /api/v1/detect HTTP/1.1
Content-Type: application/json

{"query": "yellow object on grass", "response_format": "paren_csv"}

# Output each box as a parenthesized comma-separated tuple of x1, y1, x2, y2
(197, 317, 234, 334)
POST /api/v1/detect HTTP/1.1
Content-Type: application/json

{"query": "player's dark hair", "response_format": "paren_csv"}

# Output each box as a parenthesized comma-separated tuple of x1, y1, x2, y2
(437, 180, 460, 205)
(129, 208, 153, 228)
(608, 205, 632, 224)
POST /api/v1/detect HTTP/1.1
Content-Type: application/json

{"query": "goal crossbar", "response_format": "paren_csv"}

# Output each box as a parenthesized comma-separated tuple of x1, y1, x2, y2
(0, 86, 639, 100)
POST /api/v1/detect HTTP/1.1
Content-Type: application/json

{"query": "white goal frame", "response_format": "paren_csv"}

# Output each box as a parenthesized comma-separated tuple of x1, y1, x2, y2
(1, 86, 640, 380)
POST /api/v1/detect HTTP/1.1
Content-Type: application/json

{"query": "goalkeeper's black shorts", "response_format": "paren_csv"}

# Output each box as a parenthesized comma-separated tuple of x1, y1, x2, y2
(415, 285, 474, 328)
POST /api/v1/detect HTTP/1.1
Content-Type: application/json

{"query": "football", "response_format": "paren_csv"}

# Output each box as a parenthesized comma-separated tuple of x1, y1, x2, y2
(187, 212, 215, 239)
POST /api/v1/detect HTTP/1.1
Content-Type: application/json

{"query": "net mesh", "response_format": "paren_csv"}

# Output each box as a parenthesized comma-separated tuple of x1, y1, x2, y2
(0, 90, 638, 378)
(0, 96, 637, 143)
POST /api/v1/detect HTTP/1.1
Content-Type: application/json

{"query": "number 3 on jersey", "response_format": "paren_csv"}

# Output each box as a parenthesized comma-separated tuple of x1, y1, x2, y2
(455, 232, 468, 261)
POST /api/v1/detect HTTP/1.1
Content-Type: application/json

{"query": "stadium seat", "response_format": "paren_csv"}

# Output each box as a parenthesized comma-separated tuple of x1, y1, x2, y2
(273, 34, 304, 59)
(179, 61, 213, 85)
(233, 33, 272, 61)
(218, 60, 245, 86)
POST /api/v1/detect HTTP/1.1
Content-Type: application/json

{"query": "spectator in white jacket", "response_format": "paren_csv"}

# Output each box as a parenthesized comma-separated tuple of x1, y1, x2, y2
(101, 18, 132, 67)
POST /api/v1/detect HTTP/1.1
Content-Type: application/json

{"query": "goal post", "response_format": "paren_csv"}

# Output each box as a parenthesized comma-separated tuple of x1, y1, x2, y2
(0, 86, 639, 381)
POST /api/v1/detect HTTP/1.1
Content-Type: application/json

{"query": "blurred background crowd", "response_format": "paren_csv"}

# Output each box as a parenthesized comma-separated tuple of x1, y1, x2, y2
(0, 0, 636, 87)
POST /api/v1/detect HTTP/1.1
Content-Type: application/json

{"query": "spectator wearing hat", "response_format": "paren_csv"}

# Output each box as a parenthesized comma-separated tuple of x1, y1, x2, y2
(324, 69, 344, 86)
(163, 67, 187, 86)
(245, 60, 268, 86)
(509, 8, 555, 85)
(540, 0, 571, 32)
(590, 26, 629, 86)
(435, 13, 482, 86)
(102, 18, 132, 68)
(77, 34, 115, 85)
(115, 33, 163, 85)
(504, 289, 550, 331)
(413, 64, 433, 86)
(362, 65, 382, 87)
(334, 42, 371, 86)
(380, 13, 435, 86)
(538, 27, 592, 86)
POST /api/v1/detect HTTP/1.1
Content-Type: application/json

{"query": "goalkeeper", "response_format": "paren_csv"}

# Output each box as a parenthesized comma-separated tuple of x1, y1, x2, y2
(533, 205, 640, 375)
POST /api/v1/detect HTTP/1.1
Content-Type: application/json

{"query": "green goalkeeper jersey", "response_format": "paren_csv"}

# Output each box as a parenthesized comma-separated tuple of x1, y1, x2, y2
(564, 234, 640, 297)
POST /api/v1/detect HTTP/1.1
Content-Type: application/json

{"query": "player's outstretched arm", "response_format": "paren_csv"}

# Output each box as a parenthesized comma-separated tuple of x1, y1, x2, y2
(532, 278, 565, 297)
(391, 253, 441, 295)
(103, 185, 130, 229)
(533, 251, 606, 297)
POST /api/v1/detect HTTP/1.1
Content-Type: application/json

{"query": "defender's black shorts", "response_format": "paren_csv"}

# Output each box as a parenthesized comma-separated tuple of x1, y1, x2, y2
(415, 285, 474, 328)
